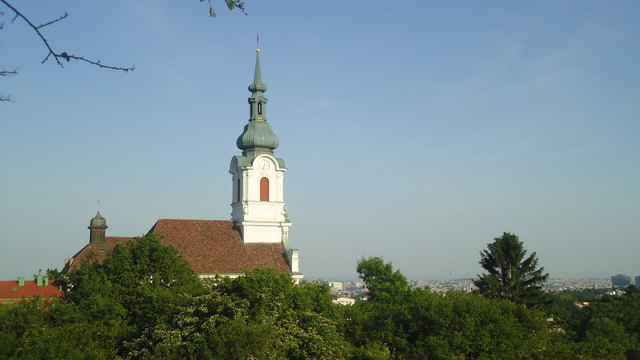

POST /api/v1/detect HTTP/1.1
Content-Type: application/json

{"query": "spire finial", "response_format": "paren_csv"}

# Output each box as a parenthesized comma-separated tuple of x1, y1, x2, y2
(256, 34, 260, 52)
(249, 43, 266, 93)
(238, 43, 279, 153)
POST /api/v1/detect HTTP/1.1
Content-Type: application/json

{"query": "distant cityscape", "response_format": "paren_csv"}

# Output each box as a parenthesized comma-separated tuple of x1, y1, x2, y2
(316, 273, 639, 303)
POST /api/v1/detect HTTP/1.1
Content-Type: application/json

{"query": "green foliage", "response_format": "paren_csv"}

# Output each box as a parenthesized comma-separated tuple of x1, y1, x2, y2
(0, 300, 120, 359)
(46, 268, 63, 281)
(123, 268, 350, 359)
(350, 257, 552, 359)
(66, 234, 206, 335)
(215, 268, 351, 359)
(203, 0, 247, 18)
(568, 287, 640, 358)
(0, 300, 46, 359)
(577, 318, 636, 359)
(1, 246, 639, 359)
(357, 257, 410, 302)
(556, 287, 610, 302)
(474, 232, 549, 306)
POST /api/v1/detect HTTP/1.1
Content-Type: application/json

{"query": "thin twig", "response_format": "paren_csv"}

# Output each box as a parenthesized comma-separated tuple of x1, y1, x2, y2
(1, 69, 19, 76)
(36, 12, 67, 29)
(61, 54, 135, 72)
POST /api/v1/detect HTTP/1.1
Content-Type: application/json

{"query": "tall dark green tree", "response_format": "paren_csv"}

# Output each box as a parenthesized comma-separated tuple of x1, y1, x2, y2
(474, 232, 549, 306)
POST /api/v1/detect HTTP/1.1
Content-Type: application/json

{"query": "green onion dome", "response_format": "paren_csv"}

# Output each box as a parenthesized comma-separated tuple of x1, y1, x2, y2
(236, 120, 279, 151)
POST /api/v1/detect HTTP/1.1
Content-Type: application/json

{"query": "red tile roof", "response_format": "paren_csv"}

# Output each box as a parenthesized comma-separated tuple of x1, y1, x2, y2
(66, 219, 291, 275)
(64, 237, 133, 272)
(148, 219, 291, 274)
(0, 280, 63, 303)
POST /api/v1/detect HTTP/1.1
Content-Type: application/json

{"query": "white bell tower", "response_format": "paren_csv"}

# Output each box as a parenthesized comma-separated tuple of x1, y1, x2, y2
(229, 47, 294, 251)
(230, 154, 290, 244)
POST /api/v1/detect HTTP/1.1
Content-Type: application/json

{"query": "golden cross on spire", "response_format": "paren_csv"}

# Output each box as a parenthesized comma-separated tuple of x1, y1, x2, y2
(256, 34, 260, 52)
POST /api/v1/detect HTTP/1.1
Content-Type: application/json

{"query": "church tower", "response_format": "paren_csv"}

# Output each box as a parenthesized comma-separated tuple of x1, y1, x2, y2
(229, 47, 292, 247)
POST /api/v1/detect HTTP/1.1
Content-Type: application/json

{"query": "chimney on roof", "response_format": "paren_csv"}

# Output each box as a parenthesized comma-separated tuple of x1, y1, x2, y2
(36, 274, 44, 286)
(17, 277, 24, 286)
(287, 249, 300, 273)
(89, 211, 108, 244)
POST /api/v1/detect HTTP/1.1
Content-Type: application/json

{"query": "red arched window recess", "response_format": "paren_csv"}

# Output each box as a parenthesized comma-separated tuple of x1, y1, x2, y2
(260, 177, 269, 201)
(236, 178, 241, 203)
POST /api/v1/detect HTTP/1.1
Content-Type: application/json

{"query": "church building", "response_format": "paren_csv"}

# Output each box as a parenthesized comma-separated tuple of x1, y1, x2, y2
(63, 48, 302, 282)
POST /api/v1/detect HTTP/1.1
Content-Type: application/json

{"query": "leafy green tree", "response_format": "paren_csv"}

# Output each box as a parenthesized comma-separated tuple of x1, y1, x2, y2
(351, 257, 412, 358)
(347, 257, 554, 359)
(215, 268, 351, 359)
(46, 268, 63, 281)
(570, 286, 640, 358)
(407, 290, 551, 360)
(576, 318, 637, 359)
(474, 232, 549, 306)
(125, 268, 351, 359)
(356, 257, 410, 302)
(0, 299, 121, 360)
(65, 234, 207, 347)
(0, 300, 47, 358)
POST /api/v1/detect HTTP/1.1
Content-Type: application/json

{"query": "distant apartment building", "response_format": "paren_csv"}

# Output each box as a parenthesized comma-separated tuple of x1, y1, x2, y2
(329, 281, 344, 292)
(333, 297, 356, 306)
(611, 274, 632, 287)
(636, 276, 640, 287)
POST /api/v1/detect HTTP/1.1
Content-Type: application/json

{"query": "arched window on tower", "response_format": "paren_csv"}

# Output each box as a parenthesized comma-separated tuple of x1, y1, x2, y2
(236, 178, 241, 203)
(260, 177, 269, 201)
(257, 102, 263, 115)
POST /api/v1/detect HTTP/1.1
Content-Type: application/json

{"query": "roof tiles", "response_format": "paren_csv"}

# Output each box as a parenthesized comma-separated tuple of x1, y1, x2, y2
(0, 280, 63, 303)
(67, 219, 291, 275)
(149, 219, 291, 274)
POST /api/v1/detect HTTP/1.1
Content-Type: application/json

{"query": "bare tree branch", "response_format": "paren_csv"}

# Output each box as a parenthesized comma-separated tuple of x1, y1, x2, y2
(1, 69, 18, 76)
(0, 0, 134, 72)
(36, 12, 67, 29)
(57, 53, 136, 71)
(0, 68, 17, 101)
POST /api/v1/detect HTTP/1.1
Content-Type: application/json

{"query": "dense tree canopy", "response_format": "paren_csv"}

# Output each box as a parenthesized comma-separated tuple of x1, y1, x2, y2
(474, 232, 550, 306)
(1, 244, 638, 359)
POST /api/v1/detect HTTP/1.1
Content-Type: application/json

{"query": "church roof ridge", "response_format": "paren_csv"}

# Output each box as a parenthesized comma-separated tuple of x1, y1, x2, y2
(153, 218, 233, 224)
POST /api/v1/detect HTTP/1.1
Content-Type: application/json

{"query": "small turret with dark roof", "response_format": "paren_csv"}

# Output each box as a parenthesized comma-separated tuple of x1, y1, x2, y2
(236, 48, 280, 157)
(88, 211, 107, 244)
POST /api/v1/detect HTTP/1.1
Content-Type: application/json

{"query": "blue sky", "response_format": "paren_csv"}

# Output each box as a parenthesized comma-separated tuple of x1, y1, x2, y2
(1, 1, 639, 280)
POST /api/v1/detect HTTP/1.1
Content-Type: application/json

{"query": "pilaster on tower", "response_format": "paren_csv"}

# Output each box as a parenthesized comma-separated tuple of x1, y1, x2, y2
(229, 48, 291, 245)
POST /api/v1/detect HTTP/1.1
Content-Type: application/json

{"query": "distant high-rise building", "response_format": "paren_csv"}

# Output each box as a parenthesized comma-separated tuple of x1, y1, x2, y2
(635, 275, 640, 287)
(611, 274, 631, 287)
